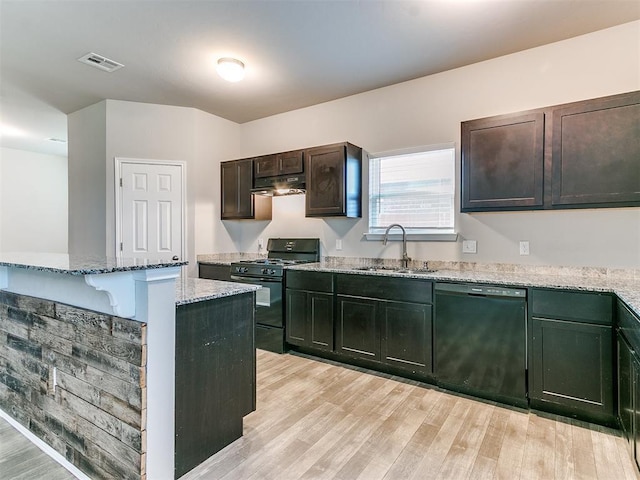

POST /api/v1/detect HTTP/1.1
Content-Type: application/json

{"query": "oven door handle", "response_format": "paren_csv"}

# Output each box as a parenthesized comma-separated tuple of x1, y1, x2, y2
(230, 275, 282, 283)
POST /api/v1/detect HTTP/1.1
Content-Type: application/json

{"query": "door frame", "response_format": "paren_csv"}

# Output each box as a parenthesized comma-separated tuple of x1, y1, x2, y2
(114, 157, 187, 262)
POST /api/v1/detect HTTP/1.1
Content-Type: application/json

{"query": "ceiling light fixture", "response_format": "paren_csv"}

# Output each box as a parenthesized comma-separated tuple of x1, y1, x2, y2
(216, 57, 245, 82)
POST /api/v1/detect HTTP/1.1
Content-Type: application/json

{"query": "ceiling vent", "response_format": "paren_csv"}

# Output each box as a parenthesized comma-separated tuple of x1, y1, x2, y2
(77, 52, 124, 72)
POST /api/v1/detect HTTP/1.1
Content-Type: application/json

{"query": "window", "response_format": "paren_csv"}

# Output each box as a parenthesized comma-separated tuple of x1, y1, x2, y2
(368, 144, 455, 237)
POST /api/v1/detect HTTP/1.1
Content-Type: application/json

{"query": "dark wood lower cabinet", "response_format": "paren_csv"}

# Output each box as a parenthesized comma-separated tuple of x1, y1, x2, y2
(285, 271, 334, 352)
(174, 293, 256, 478)
(286, 289, 334, 351)
(380, 301, 432, 376)
(530, 316, 614, 424)
(336, 295, 432, 375)
(619, 332, 634, 448)
(336, 296, 380, 361)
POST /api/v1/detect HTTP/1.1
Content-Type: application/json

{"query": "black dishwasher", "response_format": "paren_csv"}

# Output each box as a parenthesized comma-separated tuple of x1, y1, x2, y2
(434, 283, 527, 407)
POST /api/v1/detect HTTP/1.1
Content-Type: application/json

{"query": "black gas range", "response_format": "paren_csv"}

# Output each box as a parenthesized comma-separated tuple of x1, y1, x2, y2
(230, 238, 320, 353)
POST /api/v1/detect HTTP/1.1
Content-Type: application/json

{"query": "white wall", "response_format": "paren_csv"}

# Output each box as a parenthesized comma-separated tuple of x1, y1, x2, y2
(0, 147, 68, 253)
(68, 101, 107, 255)
(68, 99, 242, 275)
(232, 21, 640, 269)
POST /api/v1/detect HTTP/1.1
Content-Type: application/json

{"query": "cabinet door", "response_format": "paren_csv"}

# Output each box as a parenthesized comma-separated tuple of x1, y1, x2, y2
(634, 357, 640, 472)
(254, 155, 278, 178)
(551, 90, 640, 207)
(221, 159, 253, 218)
(221, 159, 271, 220)
(381, 301, 432, 375)
(305, 144, 346, 216)
(530, 317, 613, 421)
(309, 292, 334, 351)
(305, 143, 362, 218)
(278, 150, 304, 175)
(461, 111, 544, 211)
(286, 289, 308, 346)
(336, 295, 379, 361)
(618, 333, 634, 447)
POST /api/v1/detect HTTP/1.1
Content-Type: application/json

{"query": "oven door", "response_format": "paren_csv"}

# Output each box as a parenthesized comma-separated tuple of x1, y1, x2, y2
(230, 275, 283, 328)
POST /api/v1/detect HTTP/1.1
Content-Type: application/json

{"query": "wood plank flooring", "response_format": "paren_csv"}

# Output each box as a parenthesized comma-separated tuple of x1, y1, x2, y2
(184, 350, 638, 480)
(1, 349, 637, 479)
(0, 416, 75, 480)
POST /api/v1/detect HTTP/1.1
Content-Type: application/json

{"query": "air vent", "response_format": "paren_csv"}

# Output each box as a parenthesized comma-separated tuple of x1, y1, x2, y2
(77, 52, 124, 72)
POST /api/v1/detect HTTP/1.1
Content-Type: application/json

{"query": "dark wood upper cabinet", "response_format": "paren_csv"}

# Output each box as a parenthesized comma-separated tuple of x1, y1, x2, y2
(551, 90, 640, 207)
(305, 142, 362, 218)
(461, 111, 544, 211)
(254, 150, 304, 178)
(221, 159, 271, 220)
(461, 90, 640, 212)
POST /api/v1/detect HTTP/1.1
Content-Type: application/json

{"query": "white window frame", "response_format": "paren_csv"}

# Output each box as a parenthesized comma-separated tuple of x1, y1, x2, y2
(364, 143, 458, 242)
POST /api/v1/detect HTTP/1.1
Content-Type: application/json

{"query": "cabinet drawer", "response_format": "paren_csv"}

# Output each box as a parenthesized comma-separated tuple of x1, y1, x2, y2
(618, 299, 640, 352)
(336, 274, 432, 304)
(286, 270, 333, 293)
(531, 289, 612, 325)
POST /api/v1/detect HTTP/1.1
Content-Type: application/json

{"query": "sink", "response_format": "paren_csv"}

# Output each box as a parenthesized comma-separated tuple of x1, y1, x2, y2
(353, 266, 436, 275)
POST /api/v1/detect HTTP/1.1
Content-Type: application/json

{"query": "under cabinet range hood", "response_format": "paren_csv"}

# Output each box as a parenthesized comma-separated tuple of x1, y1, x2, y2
(251, 173, 306, 196)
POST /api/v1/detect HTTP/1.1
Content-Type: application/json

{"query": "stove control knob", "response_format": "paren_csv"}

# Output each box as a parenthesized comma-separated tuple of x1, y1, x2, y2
(237, 267, 248, 274)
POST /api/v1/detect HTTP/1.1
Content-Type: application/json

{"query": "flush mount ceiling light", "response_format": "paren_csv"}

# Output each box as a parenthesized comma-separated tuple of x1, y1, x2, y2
(216, 57, 245, 82)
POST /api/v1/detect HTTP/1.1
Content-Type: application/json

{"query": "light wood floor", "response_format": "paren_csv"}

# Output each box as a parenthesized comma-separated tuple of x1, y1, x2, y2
(1, 350, 638, 479)
(185, 350, 639, 480)
(0, 416, 75, 480)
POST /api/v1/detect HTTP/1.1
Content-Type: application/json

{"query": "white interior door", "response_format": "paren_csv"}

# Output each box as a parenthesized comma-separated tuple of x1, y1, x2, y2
(119, 161, 184, 261)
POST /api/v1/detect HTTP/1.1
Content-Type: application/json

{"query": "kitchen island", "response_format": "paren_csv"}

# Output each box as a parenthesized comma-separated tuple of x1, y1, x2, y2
(0, 254, 259, 479)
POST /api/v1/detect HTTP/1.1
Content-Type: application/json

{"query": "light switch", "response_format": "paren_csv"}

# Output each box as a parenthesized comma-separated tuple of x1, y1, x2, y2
(336, 239, 343, 250)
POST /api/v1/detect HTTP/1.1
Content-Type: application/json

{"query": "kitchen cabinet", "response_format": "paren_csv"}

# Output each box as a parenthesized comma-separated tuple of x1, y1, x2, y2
(221, 159, 271, 220)
(285, 270, 334, 352)
(335, 274, 432, 376)
(461, 111, 544, 211)
(305, 142, 362, 218)
(618, 332, 634, 449)
(198, 263, 232, 281)
(617, 299, 640, 472)
(254, 150, 304, 178)
(461, 90, 640, 212)
(175, 292, 255, 478)
(551, 90, 640, 207)
(529, 288, 614, 425)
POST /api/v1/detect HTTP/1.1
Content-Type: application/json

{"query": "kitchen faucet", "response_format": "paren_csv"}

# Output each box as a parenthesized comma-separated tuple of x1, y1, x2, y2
(382, 223, 411, 269)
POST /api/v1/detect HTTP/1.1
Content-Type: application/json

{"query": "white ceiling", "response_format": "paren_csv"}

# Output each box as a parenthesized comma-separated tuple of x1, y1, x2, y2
(1, 0, 639, 157)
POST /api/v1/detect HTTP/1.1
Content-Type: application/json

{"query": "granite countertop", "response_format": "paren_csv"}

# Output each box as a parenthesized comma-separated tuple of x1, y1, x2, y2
(0, 252, 187, 275)
(197, 253, 266, 266)
(175, 276, 261, 306)
(288, 262, 640, 317)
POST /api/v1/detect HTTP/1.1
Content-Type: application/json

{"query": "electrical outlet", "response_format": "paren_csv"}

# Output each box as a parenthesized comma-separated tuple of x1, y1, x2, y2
(519, 241, 530, 255)
(336, 239, 343, 251)
(462, 240, 477, 254)
(258, 238, 264, 250)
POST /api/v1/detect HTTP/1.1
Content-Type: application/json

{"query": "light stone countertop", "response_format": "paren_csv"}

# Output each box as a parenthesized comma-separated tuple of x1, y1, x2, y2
(197, 253, 266, 266)
(0, 252, 187, 275)
(288, 262, 640, 317)
(175, 276, 261, 306)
